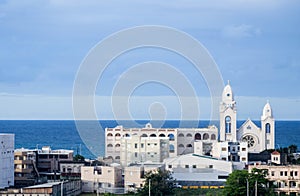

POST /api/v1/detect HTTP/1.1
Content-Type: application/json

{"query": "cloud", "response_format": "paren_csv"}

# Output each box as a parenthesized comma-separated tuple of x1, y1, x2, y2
(222, 24, 261, 39)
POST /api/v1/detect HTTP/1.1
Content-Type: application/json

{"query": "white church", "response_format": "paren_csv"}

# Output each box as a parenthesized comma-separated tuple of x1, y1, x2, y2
(219, 81, 275, 153)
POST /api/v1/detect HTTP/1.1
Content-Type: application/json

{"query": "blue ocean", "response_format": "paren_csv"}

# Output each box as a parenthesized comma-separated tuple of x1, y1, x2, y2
(0, 120, 299, 159)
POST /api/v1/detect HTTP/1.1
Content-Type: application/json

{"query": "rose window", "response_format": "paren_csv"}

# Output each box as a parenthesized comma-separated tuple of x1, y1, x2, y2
(242, 135, 255, 148)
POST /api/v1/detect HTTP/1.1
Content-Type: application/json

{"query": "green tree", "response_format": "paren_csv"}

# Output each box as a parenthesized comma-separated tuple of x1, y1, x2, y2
(137, 169, 176, 196)
(73, 154, 85, 161)
(223, 168, 275, 196)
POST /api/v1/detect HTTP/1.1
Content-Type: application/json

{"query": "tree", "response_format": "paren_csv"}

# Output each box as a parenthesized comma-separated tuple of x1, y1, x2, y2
(73, 154, 85, 161)
(137, 169, 176, 196)
(223, 168, 275, 196)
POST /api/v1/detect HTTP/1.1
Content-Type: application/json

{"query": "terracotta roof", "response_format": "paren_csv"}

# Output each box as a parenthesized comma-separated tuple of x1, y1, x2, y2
(272, 151, 280, 155)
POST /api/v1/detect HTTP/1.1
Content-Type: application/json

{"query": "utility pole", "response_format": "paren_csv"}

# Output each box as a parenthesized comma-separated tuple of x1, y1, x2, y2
(255, 180, 258, 196)
(246, 178, 249, 196)
(149, 179, 151, 196)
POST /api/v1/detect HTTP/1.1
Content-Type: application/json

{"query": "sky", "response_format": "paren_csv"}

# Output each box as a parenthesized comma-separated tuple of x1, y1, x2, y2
(0, 0, 300, 120)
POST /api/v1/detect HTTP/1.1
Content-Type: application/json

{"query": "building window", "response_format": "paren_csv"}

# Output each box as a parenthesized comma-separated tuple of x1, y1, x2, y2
(209, 165, 213, 168)
(195, 133, 201, 140)
(295, 171, 298, 176)
(280, 171, 283, 176)
(211, 134, 216, 140)
(135, 143, 138, 148)
(185, 165, 189, 168)
(169, 144, 175, 153)
(150, 134, 157, 137)
(168, 165, 172, 169)
(141, 143, 144, 148)
(222, 157, 226, 161)
(242, 157, 246, 161)
(222, 147, 226, 151)
(168, 134, 175, 141)
(203, 133, 209, 140)
(266, 123, 271, 133)
(285, 171, 288, 176)
(159, 133, 166, 137)
(232, 147, 236, 152)
(193, 165, 196, 168)
(271, 171, 275, 176)
(225, 116, 231, 133)
(241, 148, 246, 151)
(178, 133, 184, 137)
(135, 152, 138, 157)
(186, 133, 193, 137)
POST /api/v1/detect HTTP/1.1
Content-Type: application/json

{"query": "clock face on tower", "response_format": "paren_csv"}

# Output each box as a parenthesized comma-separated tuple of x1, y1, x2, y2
(242, 135, 256, 148)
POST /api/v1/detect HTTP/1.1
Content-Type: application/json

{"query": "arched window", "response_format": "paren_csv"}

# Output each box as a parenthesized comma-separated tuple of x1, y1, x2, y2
(115, 156, 120, 160)
(115, 144, 120, 147)
(195, 133, 201, 140)
(169, 144, 175, 153)
(159, 133, 166, 137)
(107, 156, 113, 160)
(178, 133, 184, 137)
(125, 133, 130, 137)
(107, 144, 113, 148)
(150, 134, 157, 137)
(178, 144, 184, 148)
(115, 133, 121, 137)
(203, 133, 209, 140)
(186, 144, 193, 148)
(186, 133, 193, 137)
(168, 134, 175, 141)
(107, 133, 113, 137)
(141, 133, 148, 137)
(225, 116, 231, 133)
(266, 123, 271, 133)
(211, 134, 216, 140)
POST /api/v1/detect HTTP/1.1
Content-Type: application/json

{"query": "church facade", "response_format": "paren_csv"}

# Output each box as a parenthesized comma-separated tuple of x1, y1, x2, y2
(219, 82, 275, 153)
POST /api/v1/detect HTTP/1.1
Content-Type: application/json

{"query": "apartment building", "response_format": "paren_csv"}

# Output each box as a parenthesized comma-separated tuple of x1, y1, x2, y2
(0, 133, 14, 189)
(120, 134, 169, 166)
(81, 164, 122, 193)
(105, 123, 218, 163)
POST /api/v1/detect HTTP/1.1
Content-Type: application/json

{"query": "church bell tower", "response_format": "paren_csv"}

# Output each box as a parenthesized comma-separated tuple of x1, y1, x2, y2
(220, 81, 237, 142)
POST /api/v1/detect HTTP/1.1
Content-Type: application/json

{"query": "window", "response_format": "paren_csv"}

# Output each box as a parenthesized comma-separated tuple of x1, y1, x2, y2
(186, 144, 192, 148)
(209, 165, 213, 168)
(135, 152, 138, 157)
(135, 143, 138, 148)
(242, 148, 246, 151)
(193, 165, 196, 168)
(178, 133, 184, 137)
(168, 134, 175, 141)
(150, 134, 156, 137)
(291, 171, 293, 176)
(225, 116, 231, 133)
(271, 171, 275, 176)
(186, 133, 193, 137)
(159, 133, 166, 137)
(141, 143, 144, 148)
(232, 147, 236, 152)
(203, 133, 209, 140)
(222, 157, 226, 161)
(266, 123, 271, 133)
(141, 134, 147, 137)
(280, 171, 283, 176)
(285, 171, 288, 176)
(168, 165, 172, 169)
(222, 147, 227, 151)
(295, 171, 298, 176)
(178, 144, 184, 148)
(115, 133, 121, 137)
(211, 134, 216, 140)
(169, 144, 175, 153)
(242, 157, 246, 161)
(195, 133, 201, 140)
(185, 165, 189, 168)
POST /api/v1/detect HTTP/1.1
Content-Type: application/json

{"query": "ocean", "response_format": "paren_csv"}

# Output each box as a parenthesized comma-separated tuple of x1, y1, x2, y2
(0, 120, 299, 159)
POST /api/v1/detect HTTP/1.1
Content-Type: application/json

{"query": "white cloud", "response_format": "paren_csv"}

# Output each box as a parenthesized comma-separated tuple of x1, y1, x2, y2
(222, 24, 261, 39)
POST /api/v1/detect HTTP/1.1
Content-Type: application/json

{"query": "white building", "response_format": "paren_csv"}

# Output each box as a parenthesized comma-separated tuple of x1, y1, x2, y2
(212, 141, 248, 163)
(120, 134, 169, 166)
(0, 133, 14, 189)
(81, 164, 122, 193)
(164, 153, 241, 186)
(124, 163, 164, 192)
(219, 81, 275, 153)
(105, 123, 218, 164)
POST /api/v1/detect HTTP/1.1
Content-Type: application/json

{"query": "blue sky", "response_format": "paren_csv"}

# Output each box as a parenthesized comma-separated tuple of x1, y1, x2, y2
(0, 0, 299, 120)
